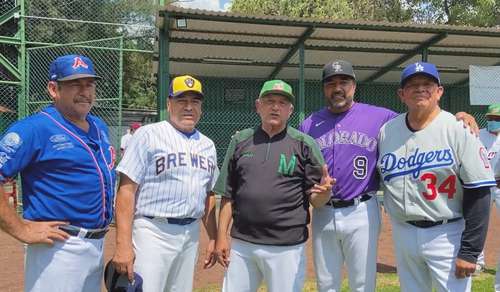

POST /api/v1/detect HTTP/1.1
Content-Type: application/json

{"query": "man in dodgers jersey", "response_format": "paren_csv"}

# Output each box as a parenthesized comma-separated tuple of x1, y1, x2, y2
(112, 75, 219, 292)
(478, 103, 500, 290)
(215, 80, 333, 292)
(377, 62, 495, 291)
(299, 60, 396, 292)
(0, 54, 116, 292)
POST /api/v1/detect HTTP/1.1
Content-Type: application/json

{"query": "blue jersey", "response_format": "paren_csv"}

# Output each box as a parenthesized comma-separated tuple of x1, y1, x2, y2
(0, 105, 116, 228)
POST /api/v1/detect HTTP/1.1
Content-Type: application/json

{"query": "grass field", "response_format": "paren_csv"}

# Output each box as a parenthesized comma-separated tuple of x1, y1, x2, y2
(194, 269, 497, 291)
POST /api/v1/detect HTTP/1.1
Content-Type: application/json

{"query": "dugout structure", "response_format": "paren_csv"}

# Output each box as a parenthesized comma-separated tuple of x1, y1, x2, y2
(157, 6, 500, 162)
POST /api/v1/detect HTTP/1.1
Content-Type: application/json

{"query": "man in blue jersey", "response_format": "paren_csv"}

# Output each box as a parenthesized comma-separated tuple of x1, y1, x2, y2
(0, 54, 116, 292)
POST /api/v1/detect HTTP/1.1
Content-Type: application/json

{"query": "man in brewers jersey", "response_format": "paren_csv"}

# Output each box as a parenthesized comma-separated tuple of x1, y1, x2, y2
(377, 62, 495, 291)
(112, 75, 219, 292)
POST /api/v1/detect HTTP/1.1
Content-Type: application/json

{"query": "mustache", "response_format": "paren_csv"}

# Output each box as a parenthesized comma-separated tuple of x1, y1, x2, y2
(73, 97, 94, 103)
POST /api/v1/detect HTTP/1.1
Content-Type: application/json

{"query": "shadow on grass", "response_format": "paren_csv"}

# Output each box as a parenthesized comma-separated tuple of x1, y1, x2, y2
(377, 263, 397, 273)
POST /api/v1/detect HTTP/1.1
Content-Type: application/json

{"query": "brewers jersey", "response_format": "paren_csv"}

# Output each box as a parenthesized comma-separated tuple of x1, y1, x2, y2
(378, 111, 496, 222)
(116, 121, 219, 219)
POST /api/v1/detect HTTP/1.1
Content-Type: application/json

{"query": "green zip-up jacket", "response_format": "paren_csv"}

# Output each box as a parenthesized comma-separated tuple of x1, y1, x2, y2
(214, 125, 325, 245)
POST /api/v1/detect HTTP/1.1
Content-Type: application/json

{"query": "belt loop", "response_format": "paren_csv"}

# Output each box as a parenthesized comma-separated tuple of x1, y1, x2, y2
(77, 228, 88, 238)
(442, 219, 448, 224)
(354, 197, 360, 206)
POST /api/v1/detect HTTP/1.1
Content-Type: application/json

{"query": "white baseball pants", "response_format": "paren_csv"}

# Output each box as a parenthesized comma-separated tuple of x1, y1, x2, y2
(222, 238, 306, 292)
(390, 218, 471, 292)
(24, 236, 104, 292)
(312, 195, 381, 292)
(495, 187, 500, 292)
(132, 217, 200, 292)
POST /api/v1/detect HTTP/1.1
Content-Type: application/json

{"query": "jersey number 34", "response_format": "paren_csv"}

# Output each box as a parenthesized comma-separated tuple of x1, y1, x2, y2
(420, 173, 456, 200)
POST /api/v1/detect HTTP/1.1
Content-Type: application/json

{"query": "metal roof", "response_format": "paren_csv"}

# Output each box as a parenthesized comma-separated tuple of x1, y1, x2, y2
(158, 5, 500, 85)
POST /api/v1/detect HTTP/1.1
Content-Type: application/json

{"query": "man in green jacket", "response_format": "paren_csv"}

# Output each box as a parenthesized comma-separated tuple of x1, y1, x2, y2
(214, 79, 333, 292)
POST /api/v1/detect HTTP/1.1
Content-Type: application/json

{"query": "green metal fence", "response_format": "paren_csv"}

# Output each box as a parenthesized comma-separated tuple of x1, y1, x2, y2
(197, 78, 488, 164)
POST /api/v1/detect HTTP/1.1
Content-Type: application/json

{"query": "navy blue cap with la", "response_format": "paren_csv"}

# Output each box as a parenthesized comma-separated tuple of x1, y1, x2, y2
(400, 62, 440, 87)
(49, 54, 101, 81)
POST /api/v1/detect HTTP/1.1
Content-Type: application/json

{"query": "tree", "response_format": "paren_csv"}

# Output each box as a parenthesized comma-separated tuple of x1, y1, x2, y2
(230, 0, 500, 27)
(406, 0, 498, 26)
(230, 0, 411, 22)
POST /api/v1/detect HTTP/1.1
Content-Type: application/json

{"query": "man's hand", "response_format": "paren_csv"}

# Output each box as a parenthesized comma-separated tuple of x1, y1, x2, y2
(455, 112, 479, 136)
(203, 239, 217, 269)
(112, 244, 135, 282)
(18, 220, 70, 244)
(215, 235, 231, 269)
(309, 165, 335, 208)
(455, 258, 476, 279)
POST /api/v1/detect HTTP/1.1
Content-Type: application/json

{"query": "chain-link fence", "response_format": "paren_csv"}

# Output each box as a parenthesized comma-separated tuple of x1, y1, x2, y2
(19, 0, 159, 149)
(26, 38, 123, 147)
(0, 84, 19, 131)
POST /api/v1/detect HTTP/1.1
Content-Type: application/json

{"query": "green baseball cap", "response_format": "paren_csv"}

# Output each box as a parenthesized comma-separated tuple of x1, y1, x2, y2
(259, 80, 295, 103)
(486, 104, 500, 117)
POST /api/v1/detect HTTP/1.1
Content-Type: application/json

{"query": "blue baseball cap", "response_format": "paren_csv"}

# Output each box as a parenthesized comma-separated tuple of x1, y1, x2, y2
(401, 62, 440, 87)
(104, 261, 143, 292)
(49, 54, 101, 81)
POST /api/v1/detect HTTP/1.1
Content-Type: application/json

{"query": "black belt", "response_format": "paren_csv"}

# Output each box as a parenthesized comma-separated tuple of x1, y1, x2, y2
(406, 217, 461, 228)
(59, 225, 108, 239)
(326, 194, 372, 208)
(144, 216, 197, 225)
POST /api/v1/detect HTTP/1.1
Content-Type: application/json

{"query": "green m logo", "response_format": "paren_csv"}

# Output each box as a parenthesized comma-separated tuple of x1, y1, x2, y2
(278, 153, 297, 176)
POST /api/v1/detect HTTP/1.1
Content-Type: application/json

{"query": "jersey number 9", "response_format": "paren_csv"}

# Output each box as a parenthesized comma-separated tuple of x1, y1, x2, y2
(353, 156, 368, 179)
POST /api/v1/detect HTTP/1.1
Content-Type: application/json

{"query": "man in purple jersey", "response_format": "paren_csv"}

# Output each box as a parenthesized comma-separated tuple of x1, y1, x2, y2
(299, 60, 477, 292)
(299, 60, 395, 292)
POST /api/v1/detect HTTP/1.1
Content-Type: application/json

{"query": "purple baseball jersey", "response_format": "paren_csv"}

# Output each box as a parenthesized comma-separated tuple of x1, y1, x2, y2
(299, 102, 396, 200)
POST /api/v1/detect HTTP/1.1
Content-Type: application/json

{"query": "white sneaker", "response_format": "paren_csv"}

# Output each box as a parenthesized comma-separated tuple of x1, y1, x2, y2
(473, 264, 484, 276)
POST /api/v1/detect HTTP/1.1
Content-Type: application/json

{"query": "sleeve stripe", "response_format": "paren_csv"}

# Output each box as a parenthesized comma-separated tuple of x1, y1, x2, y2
(463, 180, 497, 188)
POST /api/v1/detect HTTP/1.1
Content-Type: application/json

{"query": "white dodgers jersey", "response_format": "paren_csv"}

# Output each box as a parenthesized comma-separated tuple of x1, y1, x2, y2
(377, 111, 495, 222)
(479, 128, 500, 180)
(117, 121, 219, 218)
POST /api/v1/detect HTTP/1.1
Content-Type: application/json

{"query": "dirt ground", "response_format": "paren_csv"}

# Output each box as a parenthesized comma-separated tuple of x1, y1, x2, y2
(1, 208, 499, 292)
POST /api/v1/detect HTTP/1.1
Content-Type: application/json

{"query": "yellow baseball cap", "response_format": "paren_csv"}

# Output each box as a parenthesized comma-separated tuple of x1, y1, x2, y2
(169, 75, 203, 99)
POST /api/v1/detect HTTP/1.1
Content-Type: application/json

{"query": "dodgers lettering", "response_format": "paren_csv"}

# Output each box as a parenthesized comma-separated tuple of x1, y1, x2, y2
(380, 148, 454, 181)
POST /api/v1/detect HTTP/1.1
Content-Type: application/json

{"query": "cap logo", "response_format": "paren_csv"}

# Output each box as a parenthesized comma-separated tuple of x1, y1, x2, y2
(184, 77, 195, 88)
(332, 62, 342, 72)
(415, 63, 424, 72)
(273, 83, 284, 90)
(72, 57, 88, 69)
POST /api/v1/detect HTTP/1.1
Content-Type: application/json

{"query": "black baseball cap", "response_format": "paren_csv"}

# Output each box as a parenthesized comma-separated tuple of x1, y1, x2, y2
(322, 60, 356, 82)
(104, 260, 143, 292)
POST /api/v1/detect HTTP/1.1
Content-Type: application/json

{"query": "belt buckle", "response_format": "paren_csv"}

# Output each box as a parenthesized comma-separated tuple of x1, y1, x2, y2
(77, 228, 88, 238)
